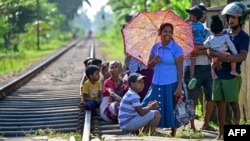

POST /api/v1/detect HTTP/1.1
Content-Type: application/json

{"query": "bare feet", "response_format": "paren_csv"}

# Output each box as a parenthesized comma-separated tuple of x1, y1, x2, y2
(190, 126, 197, 133)
(230, 71, 241, 76)
(170, 127, 177, 137)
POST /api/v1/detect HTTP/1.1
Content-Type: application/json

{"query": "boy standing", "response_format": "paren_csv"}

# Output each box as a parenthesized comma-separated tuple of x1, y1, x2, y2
(118, 73, 161, 135)
(81, 65, 102, 117)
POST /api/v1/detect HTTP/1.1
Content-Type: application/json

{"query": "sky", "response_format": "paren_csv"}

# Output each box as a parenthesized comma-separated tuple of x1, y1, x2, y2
(82, 0, 111, 21)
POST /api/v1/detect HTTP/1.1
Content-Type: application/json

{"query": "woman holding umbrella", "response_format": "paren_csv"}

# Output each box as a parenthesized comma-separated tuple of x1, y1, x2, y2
(142, 22, 184, 137)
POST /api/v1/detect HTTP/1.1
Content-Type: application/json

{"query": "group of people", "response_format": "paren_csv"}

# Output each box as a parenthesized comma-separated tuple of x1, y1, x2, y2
(184, 2, 249, 140)
(79, 2, 249, 140)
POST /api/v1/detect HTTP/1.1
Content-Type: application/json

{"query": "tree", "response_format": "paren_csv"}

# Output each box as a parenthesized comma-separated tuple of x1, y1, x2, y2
(191, 0, 200, 6)
(202, 0, 211, 7)
(0, 0, 65, 50)
(47, 0, 83, 31)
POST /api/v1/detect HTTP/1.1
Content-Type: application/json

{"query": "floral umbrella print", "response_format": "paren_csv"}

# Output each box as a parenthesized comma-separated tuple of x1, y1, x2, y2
(122, 10, 194, 66)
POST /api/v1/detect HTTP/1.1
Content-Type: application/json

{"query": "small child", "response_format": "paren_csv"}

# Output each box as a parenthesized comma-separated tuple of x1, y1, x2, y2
(204, 15, 240, 79)
(81, 65, 102, 117)
(80, 57, 93, 100)
(118, 73, 161, 135)
(80, 58, 102, 99)
(100, 62, 111, 85)
(185, 6, 206, 89)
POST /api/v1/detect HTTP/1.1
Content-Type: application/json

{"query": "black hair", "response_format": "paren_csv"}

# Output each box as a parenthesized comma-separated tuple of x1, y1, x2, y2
(210, 15, 223, 34)
(83, 57, 93, 67)
(101, 62, 109, 71)
(90, 58, 102, 66)
(85, 65, 100, 79)
(158, 23, 174, 35)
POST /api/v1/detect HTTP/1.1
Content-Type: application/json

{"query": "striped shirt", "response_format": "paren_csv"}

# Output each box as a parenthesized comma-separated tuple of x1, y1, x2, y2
(118, 88, 141, 129)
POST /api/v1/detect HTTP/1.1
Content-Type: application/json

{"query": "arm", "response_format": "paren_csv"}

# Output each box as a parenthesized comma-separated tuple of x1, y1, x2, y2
(225, 36, 238, 55)
(207, 49, 248, 63)
(208, 31, 250, 63)
(80, 74, 88, 98)
(190, 44, 208, 56)
(95, 90, 102, 103)
(108, 88, 122, 102)
(175, 56, 183, 97)
(123, 54, 130, 71)
(79, 74, 85, 96)
(147, 55, 160, 69)
(83, 93, 94, 101)
(195, 44, 206, 50)
(134, 100, 158, 116)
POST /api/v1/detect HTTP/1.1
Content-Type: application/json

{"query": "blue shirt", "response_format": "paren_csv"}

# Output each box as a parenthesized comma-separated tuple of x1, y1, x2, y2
(118, 88, 141, 129)
(216, 30, 249, 79)
(150, 40, 183, 85)
(190, 21, 206, 44)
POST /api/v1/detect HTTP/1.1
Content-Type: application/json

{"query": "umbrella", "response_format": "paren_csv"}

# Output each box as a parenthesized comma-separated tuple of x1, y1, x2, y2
(122, 10, 194, 66)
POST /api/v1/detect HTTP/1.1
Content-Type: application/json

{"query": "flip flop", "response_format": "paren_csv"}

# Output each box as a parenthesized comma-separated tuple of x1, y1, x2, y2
(201, 126, 217, 131)
(188, 77, 197, 90)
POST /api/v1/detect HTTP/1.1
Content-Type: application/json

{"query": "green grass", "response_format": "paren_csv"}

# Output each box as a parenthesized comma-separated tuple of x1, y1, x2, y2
(97, 28, 125, 63)
(0, 39, 68, 75)
(175, 129, 205, 139)
(24, 129, 81, 141)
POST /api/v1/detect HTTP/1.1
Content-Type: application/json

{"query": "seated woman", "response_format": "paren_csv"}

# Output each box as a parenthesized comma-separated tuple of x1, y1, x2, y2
(100, 60, 129, 122)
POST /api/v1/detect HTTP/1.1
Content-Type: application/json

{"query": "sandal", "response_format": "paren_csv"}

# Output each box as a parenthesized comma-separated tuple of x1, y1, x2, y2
(201, 126, 217, 131)
(188, 77, 197, 89)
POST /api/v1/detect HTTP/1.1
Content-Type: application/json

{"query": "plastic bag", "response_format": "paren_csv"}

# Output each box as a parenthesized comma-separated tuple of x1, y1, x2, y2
(185, 98, 195, 120)
(175, 98, 189, 128)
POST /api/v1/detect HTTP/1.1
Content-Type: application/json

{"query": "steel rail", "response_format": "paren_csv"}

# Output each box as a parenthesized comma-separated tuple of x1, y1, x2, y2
(81, 39, 95, 141)
(0, 38, 91, 137)
(0, 39, 81, 98)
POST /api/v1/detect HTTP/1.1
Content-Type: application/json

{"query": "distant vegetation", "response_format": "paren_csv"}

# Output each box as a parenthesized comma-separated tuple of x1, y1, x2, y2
(0, 0, 89, 75)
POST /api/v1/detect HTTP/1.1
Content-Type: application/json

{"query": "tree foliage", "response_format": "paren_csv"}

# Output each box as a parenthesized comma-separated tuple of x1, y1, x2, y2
(107, 0, 191, 28)
(47, 0, 83, 31)
(0, 0, 66, 50)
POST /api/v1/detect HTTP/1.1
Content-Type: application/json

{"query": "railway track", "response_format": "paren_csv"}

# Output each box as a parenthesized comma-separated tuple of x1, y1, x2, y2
(0, 38, 94, 137)
(0, 38, 217, 141)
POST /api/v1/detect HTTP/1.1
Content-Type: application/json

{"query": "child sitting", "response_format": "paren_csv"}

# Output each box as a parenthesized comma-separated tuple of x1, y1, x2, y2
(118, 73, 161, 135)
(80, 57, 93, 100)
(81, 65, 102, 117)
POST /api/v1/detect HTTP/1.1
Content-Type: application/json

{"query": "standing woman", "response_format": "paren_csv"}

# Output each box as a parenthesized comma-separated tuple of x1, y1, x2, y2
(142, 23, 183, 137)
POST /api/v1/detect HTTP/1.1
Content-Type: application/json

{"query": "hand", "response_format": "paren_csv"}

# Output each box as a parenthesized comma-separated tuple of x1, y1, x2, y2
(207, 48, 219, 58)
(190, 48, 199, 56)
(153, 55, 161, 63)
(107, 88, 113, 94)
(214, 61, 223, 70)
(175, 89, 183, 98)
(148, 100, 159, 109)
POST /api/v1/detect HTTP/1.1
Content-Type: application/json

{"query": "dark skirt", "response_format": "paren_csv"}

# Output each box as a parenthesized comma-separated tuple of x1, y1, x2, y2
(142, 82, 177, 128)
